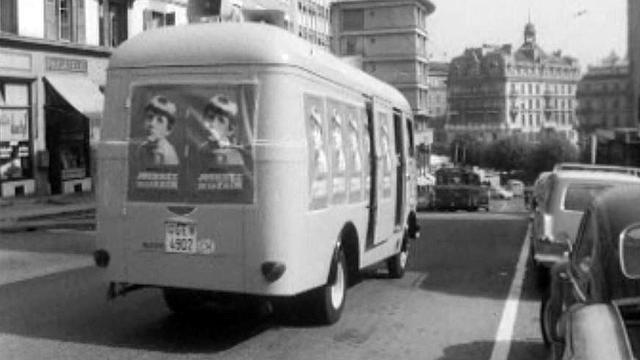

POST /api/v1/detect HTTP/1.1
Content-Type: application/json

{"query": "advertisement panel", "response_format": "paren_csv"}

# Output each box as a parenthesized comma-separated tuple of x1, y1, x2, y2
(128, 84, 255, 204)
(345, 104, 363, 203)
(327, 99, 347, 204)
(305, 94, 329, 210)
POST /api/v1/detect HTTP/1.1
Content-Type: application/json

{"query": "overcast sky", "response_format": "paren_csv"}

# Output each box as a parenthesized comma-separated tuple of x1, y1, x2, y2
(427, 0, 627, 68)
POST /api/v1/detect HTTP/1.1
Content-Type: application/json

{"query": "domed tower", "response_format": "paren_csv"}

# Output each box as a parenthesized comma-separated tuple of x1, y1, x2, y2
(524, 22, 536, 45)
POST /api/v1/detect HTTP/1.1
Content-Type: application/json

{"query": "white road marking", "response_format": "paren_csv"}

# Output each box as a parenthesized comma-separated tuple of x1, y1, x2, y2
(0, 250, 93, 287)
(489, 225, 531, 360)
(46, 228, 96, 235)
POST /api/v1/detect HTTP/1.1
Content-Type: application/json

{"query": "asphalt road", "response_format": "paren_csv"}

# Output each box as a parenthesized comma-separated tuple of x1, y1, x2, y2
(0, 198, 544, 360)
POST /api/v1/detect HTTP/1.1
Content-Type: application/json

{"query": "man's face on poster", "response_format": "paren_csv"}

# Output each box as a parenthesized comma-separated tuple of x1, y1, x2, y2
(144, 109, 172, 141)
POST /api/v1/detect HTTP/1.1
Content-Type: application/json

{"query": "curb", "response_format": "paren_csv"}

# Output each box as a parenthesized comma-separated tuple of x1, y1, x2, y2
(0, 205, 95, 223)
(0, 218, 96, 233)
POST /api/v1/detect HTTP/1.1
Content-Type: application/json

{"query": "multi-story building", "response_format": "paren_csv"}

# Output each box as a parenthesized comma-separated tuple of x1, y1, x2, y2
(576, 53, 633, 133)
(425, 61, 448, 120)
(447, 22, 581, 143)
(629, 0, 640, 128)
(329, 0, 435, 115)
(0, 0, 188, 198)
(188, 0, 333, 48)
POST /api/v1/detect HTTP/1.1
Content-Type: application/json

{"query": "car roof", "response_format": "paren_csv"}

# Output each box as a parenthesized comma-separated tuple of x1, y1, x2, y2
(590, 185, 640, 243)
(552, 170, 640, 183)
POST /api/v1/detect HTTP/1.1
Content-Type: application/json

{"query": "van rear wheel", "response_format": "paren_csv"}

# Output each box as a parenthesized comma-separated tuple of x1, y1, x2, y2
(163, 288, 208, 314)
(308, 248, 347, 325)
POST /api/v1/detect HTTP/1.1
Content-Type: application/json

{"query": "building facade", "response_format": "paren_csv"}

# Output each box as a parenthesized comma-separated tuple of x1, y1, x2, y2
(188, 0, 333, 48)
(330, 0, 435, 115)
(447, 23, 580, 144)
(0, 0, 188, 198)
(576, 54, 633, 133)
(629, 0, 640, 128)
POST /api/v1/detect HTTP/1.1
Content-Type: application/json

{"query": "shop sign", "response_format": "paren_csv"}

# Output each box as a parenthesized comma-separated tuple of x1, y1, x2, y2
(45, 57, 88, 73)
(0, 51, 32, 71)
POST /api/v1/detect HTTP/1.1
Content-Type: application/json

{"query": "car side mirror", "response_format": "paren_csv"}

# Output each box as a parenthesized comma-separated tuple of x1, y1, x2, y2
(619, 223, 640, 279)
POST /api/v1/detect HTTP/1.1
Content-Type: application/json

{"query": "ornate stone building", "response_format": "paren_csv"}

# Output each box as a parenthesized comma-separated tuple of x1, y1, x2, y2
(576, 53, 633, 133)
(447, 23, 580, 143)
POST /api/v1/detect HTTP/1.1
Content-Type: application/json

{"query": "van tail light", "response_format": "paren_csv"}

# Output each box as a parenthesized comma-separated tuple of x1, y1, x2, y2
(94, 249, 110, 268)
(261, 261, 286, 282)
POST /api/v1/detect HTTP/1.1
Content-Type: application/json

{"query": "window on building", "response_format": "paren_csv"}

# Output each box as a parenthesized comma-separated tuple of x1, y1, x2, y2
(143, 9, 176, 31)
(44, 0, 86, 43)
(344, 36, 358, 55)
(342, 9, 364, 31)
(99, 1, 128, 47)
(0, 0, 18, 34)
(0, 81, 33, 183)
(536, 84, 540, 94)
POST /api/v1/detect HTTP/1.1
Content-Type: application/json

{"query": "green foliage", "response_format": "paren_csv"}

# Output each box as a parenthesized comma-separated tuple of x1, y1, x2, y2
(451, 133, 579, 178)
(483, 136, 533, 171)
(526, 135, 579, 176)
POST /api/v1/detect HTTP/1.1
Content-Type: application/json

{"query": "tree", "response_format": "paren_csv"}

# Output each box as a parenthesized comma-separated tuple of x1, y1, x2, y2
(526, 135, 579, 177)
(483, 135, 533, 172)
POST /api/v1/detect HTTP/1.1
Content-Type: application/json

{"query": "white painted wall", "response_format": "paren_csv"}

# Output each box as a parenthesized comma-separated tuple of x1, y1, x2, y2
(85, 0, 101, 46)
(18, 0, 44, 38)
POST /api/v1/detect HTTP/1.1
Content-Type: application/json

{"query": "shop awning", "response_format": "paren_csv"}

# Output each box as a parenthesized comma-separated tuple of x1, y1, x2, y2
(44, 75, 104, 121)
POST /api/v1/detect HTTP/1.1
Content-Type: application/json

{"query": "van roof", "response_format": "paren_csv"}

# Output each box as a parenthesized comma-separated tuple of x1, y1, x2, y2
(109, 22, 411, 111)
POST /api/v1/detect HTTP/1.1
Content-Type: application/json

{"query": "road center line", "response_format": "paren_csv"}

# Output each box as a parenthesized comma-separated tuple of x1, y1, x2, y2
(489, 225, 531, 360)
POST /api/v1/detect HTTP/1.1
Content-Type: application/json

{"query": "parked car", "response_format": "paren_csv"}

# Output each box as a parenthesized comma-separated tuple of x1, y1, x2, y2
(530, 170, 640, 288)
(540, 186, 640, 360)
(490, 185, 513, 200)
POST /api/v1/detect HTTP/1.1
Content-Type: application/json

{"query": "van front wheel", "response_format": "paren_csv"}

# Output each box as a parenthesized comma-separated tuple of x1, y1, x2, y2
(309, 248, 347, 325)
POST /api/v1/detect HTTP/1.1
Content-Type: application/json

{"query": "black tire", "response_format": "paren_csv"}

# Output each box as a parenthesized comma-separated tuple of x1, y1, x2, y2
(163, 288, 209, 315)
(534, 263, 551, 292)
(387, 233, 409, 279)
(308, 248, 347, 325)
(540, 287, 563, 347)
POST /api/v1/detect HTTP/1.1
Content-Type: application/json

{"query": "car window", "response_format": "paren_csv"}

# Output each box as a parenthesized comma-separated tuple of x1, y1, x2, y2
(563, 184, 611, 211)
(572, 210, 595, 264)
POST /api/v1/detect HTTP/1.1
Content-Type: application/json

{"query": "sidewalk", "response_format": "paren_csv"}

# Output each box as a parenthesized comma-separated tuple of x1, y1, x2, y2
(0, 192, 96, 233)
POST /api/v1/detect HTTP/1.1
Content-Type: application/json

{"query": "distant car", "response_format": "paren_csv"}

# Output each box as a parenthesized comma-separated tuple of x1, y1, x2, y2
(540, 186, 640, 360)
(507, 179, 525, 197)
(530, 170, 640, 288)
(490, 185, 513, 200)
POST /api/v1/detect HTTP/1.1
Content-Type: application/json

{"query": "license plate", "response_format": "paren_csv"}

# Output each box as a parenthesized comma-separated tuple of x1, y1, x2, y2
(165, 221, 197, 254)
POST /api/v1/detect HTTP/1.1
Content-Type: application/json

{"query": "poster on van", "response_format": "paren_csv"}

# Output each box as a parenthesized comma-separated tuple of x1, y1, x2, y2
(378, 112, 393, 198)
(304, 94, 328, 210)
(128, 84, 255, 204)
(345, 105, 363, 203)
(328, 100, 347, 204)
